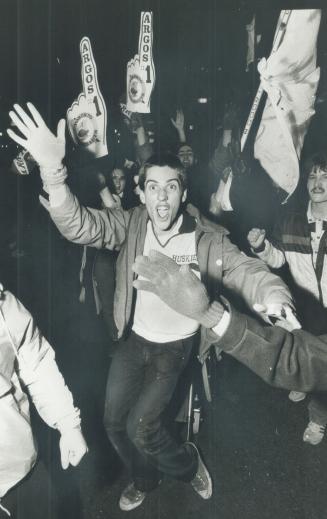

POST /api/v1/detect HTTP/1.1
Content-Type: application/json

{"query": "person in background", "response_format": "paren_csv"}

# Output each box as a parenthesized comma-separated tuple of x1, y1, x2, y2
(0, 286, 87, 519)
(247, 152, 327, 445)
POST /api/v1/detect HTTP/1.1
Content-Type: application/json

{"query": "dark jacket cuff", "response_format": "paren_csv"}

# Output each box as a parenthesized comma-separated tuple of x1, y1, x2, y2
(216, 304, 247, 352)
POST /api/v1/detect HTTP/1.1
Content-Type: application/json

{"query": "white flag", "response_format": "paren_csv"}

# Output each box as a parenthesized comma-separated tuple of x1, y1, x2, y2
(254, 10, 321, 199)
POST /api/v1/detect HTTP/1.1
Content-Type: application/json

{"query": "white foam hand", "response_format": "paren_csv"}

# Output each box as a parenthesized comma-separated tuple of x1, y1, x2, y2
(67, 37, 108, 158)
(7, 103, 66, 169)
(126, 12, 155, 113)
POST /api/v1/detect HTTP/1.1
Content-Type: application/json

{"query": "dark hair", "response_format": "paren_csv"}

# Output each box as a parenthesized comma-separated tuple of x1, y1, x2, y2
(138, 153, 187, 191)
(176, 142, 194, 154)
(304, 152, 327, 177)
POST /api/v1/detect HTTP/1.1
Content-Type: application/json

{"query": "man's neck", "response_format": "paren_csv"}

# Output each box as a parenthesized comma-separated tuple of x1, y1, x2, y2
(311, 201, 327, 220)
(153, 214, 183, 241)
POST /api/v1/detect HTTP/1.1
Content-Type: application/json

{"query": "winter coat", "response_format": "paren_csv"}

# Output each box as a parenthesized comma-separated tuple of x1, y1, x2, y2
(0, 289, 80, 498)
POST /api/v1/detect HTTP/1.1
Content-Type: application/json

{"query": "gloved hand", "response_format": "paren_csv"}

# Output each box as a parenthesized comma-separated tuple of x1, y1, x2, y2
(7, 103, 67, 189)
(8, 103, 66, 169)
(59, 427, 88, 470)
(132, 249, 224, 328)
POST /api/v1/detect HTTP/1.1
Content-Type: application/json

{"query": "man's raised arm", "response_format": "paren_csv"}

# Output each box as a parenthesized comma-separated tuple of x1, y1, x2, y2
(7, 103, 128, 250)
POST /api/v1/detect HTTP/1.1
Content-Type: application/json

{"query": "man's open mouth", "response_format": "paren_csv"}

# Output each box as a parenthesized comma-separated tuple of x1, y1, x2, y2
(157, 206, 169, 219)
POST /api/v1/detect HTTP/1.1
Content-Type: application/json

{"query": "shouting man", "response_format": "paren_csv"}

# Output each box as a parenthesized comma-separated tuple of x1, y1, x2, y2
(8, 103, 294, 511)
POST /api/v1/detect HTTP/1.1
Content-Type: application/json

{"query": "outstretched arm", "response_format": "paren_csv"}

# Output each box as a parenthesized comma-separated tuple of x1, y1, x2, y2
(214, 304, 327, 393)
(7, 104, 128, 250)
(132, 251, 327, 393)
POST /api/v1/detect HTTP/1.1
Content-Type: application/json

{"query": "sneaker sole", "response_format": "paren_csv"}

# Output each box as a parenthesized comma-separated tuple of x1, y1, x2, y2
(288, 393, 306, 402)
(303, 435, 324, 446)
(186, 441, 213, 499)
(119, 494, 146, 512)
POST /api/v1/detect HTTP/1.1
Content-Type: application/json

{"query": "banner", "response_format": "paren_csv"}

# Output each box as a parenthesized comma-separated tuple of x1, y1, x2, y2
(254, 10, 321, 199)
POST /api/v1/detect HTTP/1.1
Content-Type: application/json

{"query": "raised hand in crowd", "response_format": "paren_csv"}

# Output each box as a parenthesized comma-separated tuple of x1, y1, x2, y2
(170, 108, 186, 143)
(7, 103, 66, 170)
(247, 228, 266, 251)
(7, 103, 67, 195)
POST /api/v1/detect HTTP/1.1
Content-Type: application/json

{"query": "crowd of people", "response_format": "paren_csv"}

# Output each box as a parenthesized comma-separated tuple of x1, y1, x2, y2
(1, 9, 327, 518)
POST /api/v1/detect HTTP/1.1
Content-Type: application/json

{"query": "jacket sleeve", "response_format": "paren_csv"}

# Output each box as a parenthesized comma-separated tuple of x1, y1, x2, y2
(216, 306, 327, 392)
(2, 291, 80, 433)
(221, 234, 293, 308)
(48, 185, 130, 250)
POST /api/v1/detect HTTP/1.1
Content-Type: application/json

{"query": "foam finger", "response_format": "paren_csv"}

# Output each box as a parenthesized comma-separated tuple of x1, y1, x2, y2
(138, 12, 153, 63)
(80, 37, 100, 100)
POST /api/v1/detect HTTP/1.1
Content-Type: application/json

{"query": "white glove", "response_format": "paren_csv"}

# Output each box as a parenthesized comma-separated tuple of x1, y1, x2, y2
(7, 103, 66, 169)
(59, 427, 88, 470)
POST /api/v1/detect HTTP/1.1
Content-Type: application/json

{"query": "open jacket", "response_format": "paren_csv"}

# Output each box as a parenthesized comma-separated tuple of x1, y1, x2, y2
(256, 208, 327, 306)
(0, 289, 80, 498)
(48, 186, 293, 362)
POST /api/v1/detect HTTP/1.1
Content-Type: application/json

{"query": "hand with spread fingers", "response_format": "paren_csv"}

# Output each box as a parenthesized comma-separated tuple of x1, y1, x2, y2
(132, 249, 222, 328)
(7, 103, 66, 169)
(67, 37, 108, 158)
(171, 109, 185, 132)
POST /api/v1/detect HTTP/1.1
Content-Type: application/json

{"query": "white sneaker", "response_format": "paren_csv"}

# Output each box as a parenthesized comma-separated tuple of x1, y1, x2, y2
(288, 391, 306, 402)
(303, 421, 326, 445)
(186, 442, 212, 499)
(119, 482, 146, 511)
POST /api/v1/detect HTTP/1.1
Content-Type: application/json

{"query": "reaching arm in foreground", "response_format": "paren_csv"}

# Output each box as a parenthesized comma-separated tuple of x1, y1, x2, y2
(132, 250, 327, 393)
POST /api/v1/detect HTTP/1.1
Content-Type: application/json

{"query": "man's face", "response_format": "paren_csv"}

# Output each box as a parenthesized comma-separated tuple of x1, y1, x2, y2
(140, 166, 187, 234)
(307, 166, 327, 204)
(112, 169, 126, 195)
(177, 145, 195, 169)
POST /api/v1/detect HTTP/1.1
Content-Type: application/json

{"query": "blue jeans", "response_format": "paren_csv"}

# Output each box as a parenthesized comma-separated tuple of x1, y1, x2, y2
(103, 331, 198, 492)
